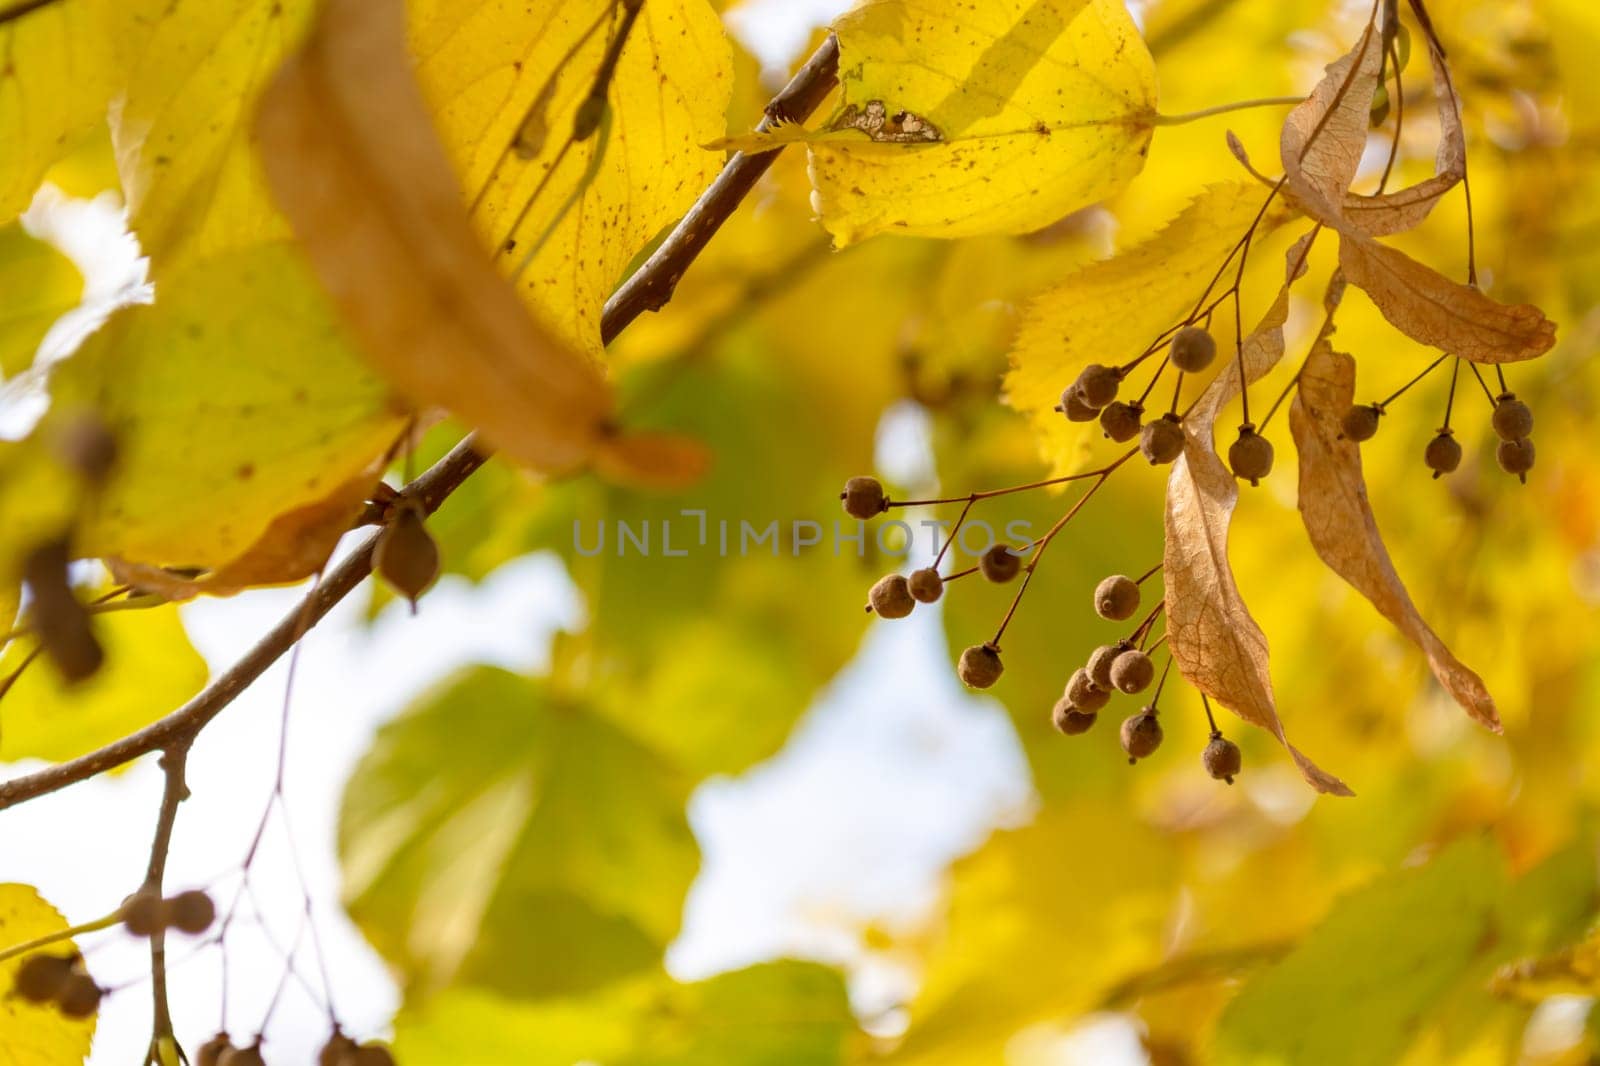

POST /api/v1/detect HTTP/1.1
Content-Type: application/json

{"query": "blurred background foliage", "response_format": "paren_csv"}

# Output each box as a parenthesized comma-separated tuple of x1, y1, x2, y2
(4, 0, 1600, 1062)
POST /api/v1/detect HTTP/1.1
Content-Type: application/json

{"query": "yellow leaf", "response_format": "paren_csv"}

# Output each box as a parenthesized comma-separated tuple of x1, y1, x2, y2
(46, 243, 405, 578)
(1006, 182, 1293, 476)
(254, 0, 621, 478)
(722, 0, 1156, 247)
(1288, 341, 1499, 731)
(0, 0, 120, 222)
(412, 0, 733, 356)
(0, 884, 96, 1063)
(0, 224, 81, 378)
(112, 0, 312, 267)
(0, 600, 205, 762)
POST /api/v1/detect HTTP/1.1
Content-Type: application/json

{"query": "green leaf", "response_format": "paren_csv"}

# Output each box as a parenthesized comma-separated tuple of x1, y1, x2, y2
(339, 667, 698, 998)
(0, 883, 97, 1063)
(1213, 836, 1505, 1066)
(0, 599, 205, 763)
(0, 224, 82, 377)
(393, 961, 855, 1066)
(46, 242, 403, 583)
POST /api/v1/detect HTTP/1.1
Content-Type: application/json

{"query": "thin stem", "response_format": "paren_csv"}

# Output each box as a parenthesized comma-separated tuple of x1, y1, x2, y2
(890, 452, 1138, 508)
(1169, 368, 1187, 416)
(1201, 692, 1220, 735)
(990, 450, 1139, 645)
(0, 0, 59, 26)
(941, 564, 980, 583)
(1442, 356, 1461, 429)
(1134, 354, 1171, 408)
(1152, 96, 1305, 126)
(0, 911, 121, 964)
(1378, 352, 1449, 407)
(1467, 362, 1497, 407)
(1135, 562, 1162, 585)
(932, 498, 976, 569)
(1375, 37, 1406, 194)
(1150, 653, 1175, 706)
(1494, 363, 1508, 395)
(143, 743, 191, 1058)
(1129, 599, 1167, 646)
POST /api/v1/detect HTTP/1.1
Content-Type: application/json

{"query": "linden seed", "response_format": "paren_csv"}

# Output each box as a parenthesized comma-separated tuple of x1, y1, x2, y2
(1491, 393, 1534, 441)
(1074, 363, 1121, 409)
(841, 476, 888, 519)
(1169, 327, 1217, 374)
(1066, 667, 1109, 712)
(55, 973, 102, 1019)
(1099, 400, 1144, 443)
(1110, 648, 1155, 694)
(199, 1035, 237, 1066)
(868, 574, 915, 619)
(319, 1031, 360, 1066)
(22, 537, 103, 685)
(1424, 430, 1461, 478)
(1340, 403, 1383, 442)
(219, 1046, 267, 1066)
(14, 953, 75, 1004)
(166, 890, 216, 935)
(352, 1044, 397, 1066)
(1059, 385, 1099, 423)
(1088, 641, 1130, 690)
(1497, 437, 1536, 479)
(1093, 574, 1140, 621)
(979, 544, 1023, 583)
(1227, 425, 1274, 485)
(1052, 698, 1096, 736)
(121, 890, 164, 937)
(1369, 83, 1391, 127)
(1120, 708, 1164, 762)
(1202, 734, 1243, 783)
(907, 567, 944, 604)
(374, 502, 441, 608)
(958, 644, 1004, 689)
(1140, 414, 1185, 465)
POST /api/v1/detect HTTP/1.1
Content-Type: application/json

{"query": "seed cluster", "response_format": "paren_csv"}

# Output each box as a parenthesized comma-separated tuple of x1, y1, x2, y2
(1341, 373, 1537, 484)
(12, 951, 102, 1018)
(196, 1028, 396, 1066)
(121, 888, 216, 937)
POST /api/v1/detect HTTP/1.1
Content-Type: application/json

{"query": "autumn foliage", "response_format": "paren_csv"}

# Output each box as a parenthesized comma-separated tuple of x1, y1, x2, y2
(2, 0, 1599, 1063)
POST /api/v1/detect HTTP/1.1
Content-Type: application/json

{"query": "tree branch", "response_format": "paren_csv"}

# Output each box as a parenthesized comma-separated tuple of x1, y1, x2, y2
(0, 0, 63, 28)
(0, 34, 842, 811)
(600, 34, 839, 343)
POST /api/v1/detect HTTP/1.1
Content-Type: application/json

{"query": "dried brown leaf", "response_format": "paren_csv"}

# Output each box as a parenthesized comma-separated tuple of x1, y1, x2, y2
(1163, 259, 1352, 795)
(1339, 234, 1556, 363)
(1340, 45, 1465, 236)
(1280, 29, 1465, 237)
(254, 0, 694, 488)
(1289, 342, 1499, 731)
(1280, 26, 1383, 224)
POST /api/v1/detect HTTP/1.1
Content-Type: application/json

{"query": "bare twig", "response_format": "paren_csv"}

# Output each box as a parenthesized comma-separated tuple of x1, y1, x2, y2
(0, 34, 844, 811)
(600, 35, 840, 341)
(143, 743, 190, 1064)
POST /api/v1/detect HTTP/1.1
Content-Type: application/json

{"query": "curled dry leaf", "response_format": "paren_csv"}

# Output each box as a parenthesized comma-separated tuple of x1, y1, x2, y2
(1339, 234, 1556, 363)
(1280, 27, 1465, 236)
(1163, 240, 1352, 795)
(1289, 342, 1500, 732)
(1280, 25, 1383, 224)
(254, 0, 699, 488)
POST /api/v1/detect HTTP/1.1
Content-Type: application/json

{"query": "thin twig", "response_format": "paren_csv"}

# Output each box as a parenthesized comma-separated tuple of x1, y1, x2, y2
(143, 743, 191, 1062)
